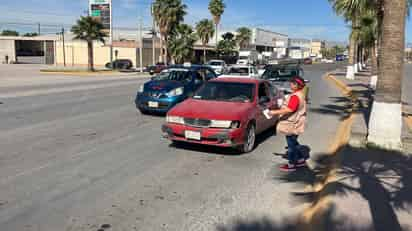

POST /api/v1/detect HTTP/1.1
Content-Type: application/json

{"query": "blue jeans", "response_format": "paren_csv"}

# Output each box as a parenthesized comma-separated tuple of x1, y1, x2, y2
(286, 135, 303, 165)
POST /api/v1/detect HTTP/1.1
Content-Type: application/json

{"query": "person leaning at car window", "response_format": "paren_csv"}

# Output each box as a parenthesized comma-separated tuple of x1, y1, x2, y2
(269, 77, 308, 172)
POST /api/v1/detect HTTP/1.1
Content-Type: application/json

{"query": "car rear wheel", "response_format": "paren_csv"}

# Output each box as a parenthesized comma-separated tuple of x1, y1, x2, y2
(240, 123, 256, 153)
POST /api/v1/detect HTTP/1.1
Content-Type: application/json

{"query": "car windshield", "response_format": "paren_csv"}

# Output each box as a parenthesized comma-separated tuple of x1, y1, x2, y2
(227, 67, 250, 76)
(193, 82, 254, 103)
(208, 61, 223, 66)
(261, 68, 299, 81)
(152, 69, 191, 83)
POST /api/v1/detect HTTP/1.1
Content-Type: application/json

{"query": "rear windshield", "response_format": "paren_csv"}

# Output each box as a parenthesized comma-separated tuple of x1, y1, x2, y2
(262, 68, 300, 81)
(193, 82, 255, 103)
(208, 62, 223, 66)
(227, 67, 250, 76)
(152, 69, 191, 83)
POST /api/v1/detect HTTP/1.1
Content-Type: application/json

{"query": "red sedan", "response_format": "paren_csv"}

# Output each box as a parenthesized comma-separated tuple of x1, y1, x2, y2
(162, 77, 283, 153)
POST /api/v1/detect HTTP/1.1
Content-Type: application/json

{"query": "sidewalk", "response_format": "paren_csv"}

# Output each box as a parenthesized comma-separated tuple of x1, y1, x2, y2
(306, 67, 412, 231)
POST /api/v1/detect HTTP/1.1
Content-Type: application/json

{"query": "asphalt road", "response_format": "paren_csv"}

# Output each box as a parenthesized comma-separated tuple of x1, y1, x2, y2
(0, 64, 344, 231)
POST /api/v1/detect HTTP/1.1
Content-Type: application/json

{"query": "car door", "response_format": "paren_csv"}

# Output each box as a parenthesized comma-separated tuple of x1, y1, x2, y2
(256, 82, 274, 133)
(204, 68, 217, 81)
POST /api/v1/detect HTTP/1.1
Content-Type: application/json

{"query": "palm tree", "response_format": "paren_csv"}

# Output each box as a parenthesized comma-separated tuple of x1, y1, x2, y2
(168, 24, 197, 64)
(328, 0, 370, 79)
(368, 0, 407, 149)
(235, 27, 252, 50)
(152, 0, 187, 64)
(208, 0, 225, 48)
(71, 16, 107, 71)
(195, 19, 215, 64)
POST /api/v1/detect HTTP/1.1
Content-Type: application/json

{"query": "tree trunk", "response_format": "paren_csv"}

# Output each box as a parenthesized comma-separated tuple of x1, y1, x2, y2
(375, 0, 406, 103)
(368, 0, 407, 149)
(215, 23, 219, 50)
(371, 44, 378, 76)
(87, 41, 94, 72)
(203, 46, 207, 64)
(159, 34, 164, 63)
(348, 27, 356, 65)
(164, 36, 168, 65)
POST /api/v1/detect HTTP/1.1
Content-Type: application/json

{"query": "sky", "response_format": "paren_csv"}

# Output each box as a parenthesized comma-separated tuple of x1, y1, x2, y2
(0, 0, 410, 43)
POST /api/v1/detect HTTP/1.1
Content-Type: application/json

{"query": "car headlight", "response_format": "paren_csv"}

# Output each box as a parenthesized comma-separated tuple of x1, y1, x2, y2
(138, 85, 144, 93)
(210, 120, 240, 129)
(167, 87, 184, 97)
(166, 115, 184, 124)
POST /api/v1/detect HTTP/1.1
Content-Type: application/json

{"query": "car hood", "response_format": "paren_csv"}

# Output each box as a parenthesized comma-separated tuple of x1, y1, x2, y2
(144, 80, 185, 93)
(169, 99, 253, 121)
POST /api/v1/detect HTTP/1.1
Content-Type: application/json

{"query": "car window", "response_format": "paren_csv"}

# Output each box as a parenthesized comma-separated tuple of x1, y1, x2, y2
(153, 70, 191, 83)
(258, 83, 269, 99)
(193, 82, 254, 103)
(193, 72, 204, 85)
(204, 69, 217, 80)
(266, 82, 276, 98)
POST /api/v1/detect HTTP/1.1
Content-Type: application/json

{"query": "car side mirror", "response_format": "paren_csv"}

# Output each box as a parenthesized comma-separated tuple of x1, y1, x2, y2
(304, 79, 310, 83)
(259, 96, 270, 105)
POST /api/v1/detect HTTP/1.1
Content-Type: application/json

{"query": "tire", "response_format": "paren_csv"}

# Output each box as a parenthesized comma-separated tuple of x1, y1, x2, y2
(239, 123, 256, 153)
(139, 109, 149, 115)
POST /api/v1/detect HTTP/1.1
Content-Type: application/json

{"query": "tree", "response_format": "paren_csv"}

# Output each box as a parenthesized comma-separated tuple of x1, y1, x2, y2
(328, 0, 370, 79)
(23, 32, 39, 37)
(168, 24, 197, 64)
(235, 27, 252, 50)
(368, 0, 408, 149)
(208, 0, 225, 48)
(152, 0, 187, 64)
(217, 32, 236, 58)
(71, 16, 107, 71)
(1, 30, 19, 36)
(195, 19, 215, 64)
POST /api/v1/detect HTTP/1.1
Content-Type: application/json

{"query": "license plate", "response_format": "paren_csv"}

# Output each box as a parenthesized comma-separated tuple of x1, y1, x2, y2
(148, 101, 159, 108)
(185, 130, 201, 140)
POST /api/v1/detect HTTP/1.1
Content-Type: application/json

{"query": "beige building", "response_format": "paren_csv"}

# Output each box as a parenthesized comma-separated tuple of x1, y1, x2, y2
(310, 39, 326, 58)
(55, 38, 162, 68)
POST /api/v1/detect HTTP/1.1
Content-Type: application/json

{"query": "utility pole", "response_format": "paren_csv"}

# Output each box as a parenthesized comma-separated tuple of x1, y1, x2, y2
(139, 17, 143, 73)
(62, 27, 66, 67)
(109, 0, 113, 69)
(151, 3, 156, 65)
(38, 23, 41, 35)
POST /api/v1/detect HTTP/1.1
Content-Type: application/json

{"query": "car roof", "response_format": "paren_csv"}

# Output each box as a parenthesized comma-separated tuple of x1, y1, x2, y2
(229, 65, 255, 68)
(211, 77, 262, 84)
(265, 64, 301, 70)
(168, 64, 211, 70)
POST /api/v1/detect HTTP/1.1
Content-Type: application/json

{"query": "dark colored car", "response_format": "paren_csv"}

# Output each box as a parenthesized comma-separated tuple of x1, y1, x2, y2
(162, 77, 283, 153)
(105, 59, 133, 69)
(147, 62, 167, 75)
(303, 58, 313, 65)
(135, 64, 218, 114)
(260, 64, 306, 94)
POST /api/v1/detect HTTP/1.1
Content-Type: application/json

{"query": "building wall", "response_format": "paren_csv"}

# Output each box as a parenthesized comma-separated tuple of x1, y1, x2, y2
(55, 40, 161, 67)
(311, 41, 325, 58)
(0, 40, 16, 63)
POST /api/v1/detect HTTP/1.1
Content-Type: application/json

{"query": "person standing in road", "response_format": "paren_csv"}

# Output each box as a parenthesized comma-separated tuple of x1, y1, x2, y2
(269, 76, 307, 172)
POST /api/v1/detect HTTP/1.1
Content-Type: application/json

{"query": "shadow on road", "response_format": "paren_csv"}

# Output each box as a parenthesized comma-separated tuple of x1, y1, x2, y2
(217, 145, 412, 231)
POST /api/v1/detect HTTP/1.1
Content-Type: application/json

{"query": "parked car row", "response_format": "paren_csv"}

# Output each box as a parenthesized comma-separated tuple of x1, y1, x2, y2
(134, 62, 308, 153)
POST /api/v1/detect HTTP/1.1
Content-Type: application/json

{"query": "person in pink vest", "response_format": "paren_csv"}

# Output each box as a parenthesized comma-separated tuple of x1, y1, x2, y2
(269, 76, 308, 172)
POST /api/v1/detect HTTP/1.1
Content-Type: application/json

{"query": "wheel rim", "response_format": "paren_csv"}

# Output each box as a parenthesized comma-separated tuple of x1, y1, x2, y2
(245, 126, 255, 152)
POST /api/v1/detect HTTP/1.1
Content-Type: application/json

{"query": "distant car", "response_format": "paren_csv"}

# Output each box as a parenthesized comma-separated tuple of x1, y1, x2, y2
(260, 64, 307, 94)
(207, 60, 227, 74)
(303, 58, 313, 65)
(336, 55, 345, 62)
(105, 59, 133, 69)
(135, 64, 217, 114)
(162, 77, 283, 153)
(321, 58, 335, 64)
(220, 65, 260, 78)
(147, 62, 167, 75)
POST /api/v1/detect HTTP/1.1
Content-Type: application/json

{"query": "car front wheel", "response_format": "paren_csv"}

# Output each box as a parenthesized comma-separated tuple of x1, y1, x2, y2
(240, 123, 256, 153)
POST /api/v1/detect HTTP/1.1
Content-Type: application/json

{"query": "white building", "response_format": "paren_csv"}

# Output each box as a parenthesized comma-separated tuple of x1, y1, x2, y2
(288, 38, 311, 59)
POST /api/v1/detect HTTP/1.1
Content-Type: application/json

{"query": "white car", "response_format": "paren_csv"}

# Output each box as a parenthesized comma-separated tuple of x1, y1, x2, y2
(219, 65, 260, 78)
(207, 60, 227, 74)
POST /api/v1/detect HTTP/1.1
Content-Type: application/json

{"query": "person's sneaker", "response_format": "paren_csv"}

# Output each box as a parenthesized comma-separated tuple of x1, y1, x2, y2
(296, 159, 307, 167)
(279, 164, 297, 172)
